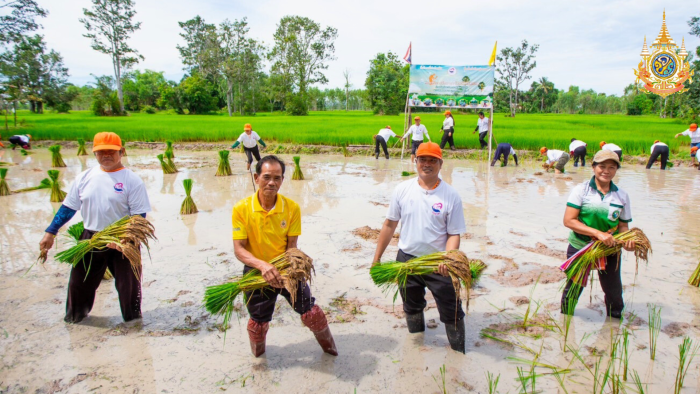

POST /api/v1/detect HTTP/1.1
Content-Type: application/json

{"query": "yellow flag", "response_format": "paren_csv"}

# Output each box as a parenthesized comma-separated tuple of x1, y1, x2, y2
(488, 41, 498, 66)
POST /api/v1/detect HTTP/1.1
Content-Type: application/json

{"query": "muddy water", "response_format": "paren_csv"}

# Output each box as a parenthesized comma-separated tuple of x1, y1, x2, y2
(1, 148, 700, 393)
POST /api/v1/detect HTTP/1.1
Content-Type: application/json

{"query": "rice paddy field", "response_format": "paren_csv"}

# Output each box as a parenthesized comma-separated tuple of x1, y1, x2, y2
(1, 147, 700, 393)
(7, 110, 694, 155)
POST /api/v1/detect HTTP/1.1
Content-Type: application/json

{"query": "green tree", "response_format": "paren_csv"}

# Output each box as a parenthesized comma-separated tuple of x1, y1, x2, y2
(121, 69, 167, 110)
(0, 0, 47, 43)
(533, 77, 553, 112)
(364, 51, 408, 115)
(80, 0, 143, 114)
(176, 15, 217, 74)
(90, 75, 120, 115)
(496, 40, 538, 117)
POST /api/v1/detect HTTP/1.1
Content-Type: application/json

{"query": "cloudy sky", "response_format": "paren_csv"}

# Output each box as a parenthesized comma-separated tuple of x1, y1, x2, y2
(37, 0, 699, 96)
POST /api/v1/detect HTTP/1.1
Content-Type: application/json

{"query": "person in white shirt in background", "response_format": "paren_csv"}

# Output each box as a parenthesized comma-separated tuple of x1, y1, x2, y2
(645, 140, 670, 170)
(472, 111, 489, 149)
(569, 138, 587, 167)
(600, 141, 622, 161)
(675, 123, 699, 163)
(540, 147, 570, 174)
(400, 116, 430, 163)
(439, 110, 456, 151)
(231, 123, 267, 171)
(374, 125, 397, 159)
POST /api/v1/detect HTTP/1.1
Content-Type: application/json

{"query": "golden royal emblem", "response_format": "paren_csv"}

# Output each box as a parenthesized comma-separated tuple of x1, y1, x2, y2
(634, 11, 694, 98)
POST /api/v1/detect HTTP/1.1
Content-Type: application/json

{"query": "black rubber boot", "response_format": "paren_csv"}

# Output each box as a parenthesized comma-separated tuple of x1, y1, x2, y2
(405, 312, 425, 333)
(385, 154, 389, 160)
(375, 152, 379, 159)
(445, 319, 466, 353)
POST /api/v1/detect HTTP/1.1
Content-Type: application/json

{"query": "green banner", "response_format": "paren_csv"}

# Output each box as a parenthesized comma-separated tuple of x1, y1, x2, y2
(408, 65, 494, 109)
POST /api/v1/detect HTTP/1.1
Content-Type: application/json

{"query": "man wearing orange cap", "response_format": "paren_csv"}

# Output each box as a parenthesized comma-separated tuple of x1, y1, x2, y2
(374, 125, 396, 159)
(400, 116, 430, 163)
(439, 110, 456, 150)
(39, 132, 152, 323)
(540, 147, 570, 174)
(9, 134, 31, 149)
(231, 123, 267, 171)
(645, 140, 669, 170)
(675, 123, 700, 162)
(372, 142, 467, 353)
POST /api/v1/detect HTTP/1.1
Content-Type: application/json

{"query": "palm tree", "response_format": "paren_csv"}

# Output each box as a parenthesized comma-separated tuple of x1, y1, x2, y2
(534, 77, 553, 112)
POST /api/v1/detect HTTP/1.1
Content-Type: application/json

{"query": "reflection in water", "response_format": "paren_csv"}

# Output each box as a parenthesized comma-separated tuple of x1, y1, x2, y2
(182, 214, 198, 245)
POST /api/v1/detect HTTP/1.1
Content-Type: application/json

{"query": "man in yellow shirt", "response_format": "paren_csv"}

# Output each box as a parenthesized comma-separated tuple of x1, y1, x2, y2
(232, 155, 338, 357)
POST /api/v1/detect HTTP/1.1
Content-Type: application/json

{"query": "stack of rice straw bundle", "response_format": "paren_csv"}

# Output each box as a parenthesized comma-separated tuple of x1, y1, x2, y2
(157, 154, 176, 174)
(0, 168, 10, 196)
(370, 250, 479, 308)
(76, 138, 88, 156)
(215, 150, 232, 176)
(180, 179, 198, 214)
(38, 216, 156, 279)
(47, 169, 66, 202)
(560, 228, 651, 302)
(164, 150, 178, 172)
(204, 248, 315, 329)
(689, 260, 700, 287)
(292, 156, 304, 180)
(48, 145, 67, 167)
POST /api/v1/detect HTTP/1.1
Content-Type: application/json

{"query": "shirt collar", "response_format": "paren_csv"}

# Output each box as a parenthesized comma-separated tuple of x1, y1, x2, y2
(589, 176, 618, 193)
(252, 192, 284, 214)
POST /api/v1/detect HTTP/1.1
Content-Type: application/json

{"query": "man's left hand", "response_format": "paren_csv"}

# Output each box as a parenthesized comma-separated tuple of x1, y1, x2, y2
(106, 242, 123, 252)
(622, 240, 635, 252)
(437, 264, 449, 277)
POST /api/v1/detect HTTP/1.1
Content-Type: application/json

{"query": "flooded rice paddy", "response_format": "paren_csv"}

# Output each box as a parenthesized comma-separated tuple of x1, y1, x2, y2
(1, 147, 700, 393)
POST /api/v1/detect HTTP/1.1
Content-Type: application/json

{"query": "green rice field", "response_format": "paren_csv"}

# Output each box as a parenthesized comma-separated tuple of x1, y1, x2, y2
(4, 110, 693, 155)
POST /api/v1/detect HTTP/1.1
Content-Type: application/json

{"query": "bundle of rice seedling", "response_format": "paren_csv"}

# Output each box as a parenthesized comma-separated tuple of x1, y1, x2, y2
(401, 171, 416, 177)
(12, 177, 50, 193)
(180, 179, 198, 215)
(370, 250, 474, 307)
(76, 138, 88, 156)
(342, 143, 351, 157)
(157, 154, 176, 174)
(469, 259, 488, 283)
(204, 248, 315, 328)
(292, 156, 304, 180)
(164, 150, 178, 172)
(688, 260, 700, 287)
(48, 145, 66, 167)
(215, 150, 232, 176)
(41, 216, 156, 279)
(47, 170, 66, 202)
(20, 149, 30, 156)
(165, 140, 174, 157)
(0, 168, 10, 196)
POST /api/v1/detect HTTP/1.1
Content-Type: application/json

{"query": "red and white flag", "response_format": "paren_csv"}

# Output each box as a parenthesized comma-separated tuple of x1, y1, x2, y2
(403, 42, 411, 64)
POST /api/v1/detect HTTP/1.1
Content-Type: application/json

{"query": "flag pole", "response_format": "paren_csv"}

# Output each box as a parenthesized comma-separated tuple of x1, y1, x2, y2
(401, 42, 412, 161)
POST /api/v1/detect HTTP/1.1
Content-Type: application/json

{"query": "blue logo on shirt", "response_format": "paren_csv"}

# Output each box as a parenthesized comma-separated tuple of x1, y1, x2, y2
(431, 202, 443, 215)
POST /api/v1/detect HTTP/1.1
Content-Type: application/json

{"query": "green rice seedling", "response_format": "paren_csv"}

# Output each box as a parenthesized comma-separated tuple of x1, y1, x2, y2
(47, 170, 66, 202)
(76, 138, 88, 155)
(631, 370, 646, 394)
(401, 171, 416, 176)
(48, 145, 66, 167)
(272, 145, 284, 154)
(516, 365, 536, 394)
(165, 140, 174, 158)
(342, 143, 351, 157)
(674, 336, 700, 394)
(431, 364, 447, 394)
(620, 328, 631, 381)
(292, 156, 304, 180)
(180, 179, 198, 215)
(164, 149, 178, 172)
(215, 150, 232, 176)
(0, 168, 10, 196)
(563, 296, 577, 349)
(66, 221, 84, 241)
(552, 369, 569, 394)
(486, 371, 500, 394)
(20, 148, 30, 155)
(157, 154, 176, 174)
(688, 260, 700, 286)
(648, 304, 662, 360)
(12, 177, 51, 193)
(521, 277, 540, 328)
(469, 259, 487, 283)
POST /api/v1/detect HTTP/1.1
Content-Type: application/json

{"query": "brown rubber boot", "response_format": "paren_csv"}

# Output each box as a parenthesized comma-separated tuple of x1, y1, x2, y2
(301, 305, 338, 356)
(247, 319, 269, 357)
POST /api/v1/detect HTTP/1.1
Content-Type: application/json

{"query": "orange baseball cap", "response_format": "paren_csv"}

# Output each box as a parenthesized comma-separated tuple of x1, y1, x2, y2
(92, 132, 122, 151)
(26, 134, 31, 140)
(414, 116, 421, 121)
(691, 147, 699, 153)
(691, 124, 698, 131)
(386, 125, 391, 129)
(539, 147, 547, 154)
(244, 123, 252, 131)
(415, 142, 442, 160)
(599, 141, 606, 148)
(444, 110, 451, 116)
(654, 140, 660, 144)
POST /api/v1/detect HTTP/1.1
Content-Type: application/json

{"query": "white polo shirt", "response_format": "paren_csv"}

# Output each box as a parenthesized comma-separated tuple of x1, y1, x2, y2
(680, 129, 700, 144)
(406, 124, 430, 141)
(237, 131, 261, 148)
(443, 117, 454, 129)
(63, 167, 152, 232)
(377, 128, 397, 141)
(602, 143, 622, 152)
(546, 149, 566, 164)
(650, 142, 667, 153)
(15, 135, 29, 144)
(569, 140, 587, 152)
(386, 178, 466, 257)
(477, 117, 489, 133)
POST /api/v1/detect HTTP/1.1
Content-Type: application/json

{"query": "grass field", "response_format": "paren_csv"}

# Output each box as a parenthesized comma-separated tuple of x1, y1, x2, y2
(3, 110, 693, 155)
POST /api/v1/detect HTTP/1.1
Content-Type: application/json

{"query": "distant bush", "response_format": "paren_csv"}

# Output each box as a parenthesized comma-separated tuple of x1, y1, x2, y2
(141, 105, 156, 114)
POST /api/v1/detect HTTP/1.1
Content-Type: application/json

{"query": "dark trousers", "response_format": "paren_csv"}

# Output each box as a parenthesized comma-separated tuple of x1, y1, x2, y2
(375, 135, 389, 158)
(573, 146, 587, 166)
(65, 230, 142, 323)
(8, 136, 27, 149)
(244, 146, 261, 164)
(411, 140, 422, 155)
(613, 150, 622, 161)
(646, 145, 669, 169)
(478, 132, 488, 149)
(243, 266, 314, 322)
(439, 128, 455, 150)
(396, 249, 465, 323)
(561, 244, 624, 317)
(491, 143, 511, 166)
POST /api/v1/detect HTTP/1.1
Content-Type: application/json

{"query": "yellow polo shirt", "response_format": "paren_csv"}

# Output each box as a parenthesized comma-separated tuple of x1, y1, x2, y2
(232, 192, 302, 262)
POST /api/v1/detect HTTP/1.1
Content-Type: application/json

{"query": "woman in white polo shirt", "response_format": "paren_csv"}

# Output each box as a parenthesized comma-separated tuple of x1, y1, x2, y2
(439, 110, 456, 150)
(38, 132, 152, 323)
(372, 142, 467, 353)
(231, 123, 267, 171)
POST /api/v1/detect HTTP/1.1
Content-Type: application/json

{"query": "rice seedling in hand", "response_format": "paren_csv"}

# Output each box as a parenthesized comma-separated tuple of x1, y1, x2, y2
(180, 179, 198, 215)
(164, 149, 178, 172)
(215, 150, 232, 176)
(157, 154, 176, 174)
(76, 138, 88, 155)
(165, 140, 174, 158)
(47, 170, 66, 202)
(688, 260, 700, 286)
(401, 171, 416, 176)
(674, 336, 700, 394)
(0, 168, 10, 196)
(204, 248, 315, 330)
(648, 304, 662, 360)
(48, 145, 67, 167)
(292, 156, 304, 180)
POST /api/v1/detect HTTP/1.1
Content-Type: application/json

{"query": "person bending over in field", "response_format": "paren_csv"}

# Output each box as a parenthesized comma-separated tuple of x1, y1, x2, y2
(540, 147, 569, 174)
(231, 123, 267, 171)
(490, 142, 518, 167)
(600, 141, 622, 161)
(569, 138, 587, 167)
(645, 140, 669, 170)
(374, 125, 397, 159)
(9, 134, 31, 150)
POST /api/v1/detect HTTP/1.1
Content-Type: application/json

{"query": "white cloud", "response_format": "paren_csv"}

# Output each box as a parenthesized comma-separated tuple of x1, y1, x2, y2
(37, 0, 699, 96)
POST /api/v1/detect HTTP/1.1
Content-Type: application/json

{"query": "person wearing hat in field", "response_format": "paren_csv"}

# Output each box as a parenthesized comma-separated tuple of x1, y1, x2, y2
(675, 123, 700, 162)
(374, 125, 397, 159)
(439, 110, 456, 151)
(231, 123, 267, 171)
(232, 155, 338, 357)
(540, 147, 570, 174)
(600, 141, 622, 161)
(472, 111, 489, 149)
(645, 140, 670, 170)
(490, 142, 518, 167)
(9, 134, 31, 149)
(38, 132, 152, 323)
(560, 150, 635, 318)
(400, 116, 431, 163)
(372, 142, 468, 353)
(569, 138, 587, 167)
